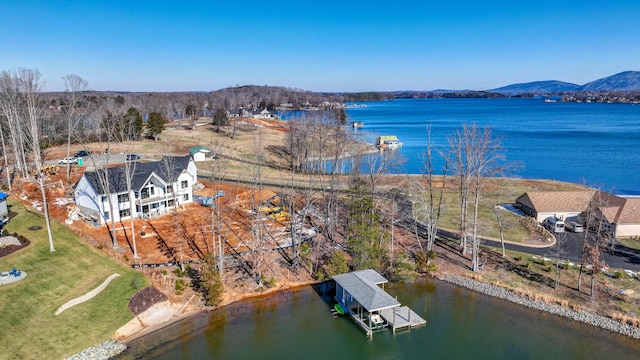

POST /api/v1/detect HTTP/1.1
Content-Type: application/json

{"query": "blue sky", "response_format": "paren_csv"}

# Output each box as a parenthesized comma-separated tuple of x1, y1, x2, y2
(2, 1, 638, 92)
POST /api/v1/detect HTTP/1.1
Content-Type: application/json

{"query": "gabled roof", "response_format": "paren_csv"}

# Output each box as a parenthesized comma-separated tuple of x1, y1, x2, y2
(332, 269, 400, 312)
(81, 155, 193, 195)
(590, 190, 626, 222)
(618, 198, 640, 224)
(516, 191, 594, 212)
(517, 190, 640, 226)
(189, 146, 212, 155)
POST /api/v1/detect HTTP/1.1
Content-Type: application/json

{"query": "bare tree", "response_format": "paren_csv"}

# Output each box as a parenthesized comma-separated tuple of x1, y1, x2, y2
(362, 148, 405, 195)
(447, 126, 473, 254)
(118, 111, 142, 258)
(247, 127, 268, 284)
(492, 179, 516, 257)
(205, 144, 229, 276)
(420, 125, 449, 252)
(83, 100, 125, 248)
(550, 232, 569, 290)
(0, 120, 10, 190)
(14, 69, 56, 252)
(448, 124, 511, 271)
(0, 71, 29, 179)
(61, 74, 89, 181)
(578, 190, 611, 296)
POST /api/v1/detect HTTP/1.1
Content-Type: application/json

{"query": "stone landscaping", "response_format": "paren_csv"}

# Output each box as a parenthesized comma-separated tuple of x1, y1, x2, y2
(443, 273, 640, 339)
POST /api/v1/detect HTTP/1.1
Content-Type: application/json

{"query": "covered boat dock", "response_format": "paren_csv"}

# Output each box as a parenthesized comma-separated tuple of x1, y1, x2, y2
(333, 269, 425, 337)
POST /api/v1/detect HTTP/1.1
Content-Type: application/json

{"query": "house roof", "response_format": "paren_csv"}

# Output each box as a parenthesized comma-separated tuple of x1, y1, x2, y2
(517, 190, 640, 226)
(189, 146, 212, 155)
(332, 269, 400, 312)
(81, 155, 192, 195)
(618, 198, 640, 224)
(589, 190, 626, 222)
(516, 191, 594, 213)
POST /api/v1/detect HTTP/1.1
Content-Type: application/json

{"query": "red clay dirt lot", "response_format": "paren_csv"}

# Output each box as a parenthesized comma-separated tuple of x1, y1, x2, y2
(13, 168, 302, 268)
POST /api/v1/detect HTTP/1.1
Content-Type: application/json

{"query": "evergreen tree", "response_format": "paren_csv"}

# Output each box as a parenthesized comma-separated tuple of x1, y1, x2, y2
(146, 111, 166, 140)
(211, 107, 229, 130)
(325, 250, 349, 276)
(116, 107, 144, 140)
(200, 253, 224, 306)
(346, 178, 389, 272)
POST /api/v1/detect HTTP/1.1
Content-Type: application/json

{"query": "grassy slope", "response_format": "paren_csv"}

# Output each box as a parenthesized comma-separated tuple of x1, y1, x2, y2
(0, 200, 147, 360)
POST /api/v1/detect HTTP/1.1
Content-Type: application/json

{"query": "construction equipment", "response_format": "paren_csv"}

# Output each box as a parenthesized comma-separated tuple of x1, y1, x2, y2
(33, 165, 59, 176)
(195, 190, 224, 208)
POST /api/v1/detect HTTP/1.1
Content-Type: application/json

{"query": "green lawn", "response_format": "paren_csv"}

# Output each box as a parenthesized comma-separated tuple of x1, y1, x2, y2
(617, 238, 640, 251)
(0, 199, 147, 360)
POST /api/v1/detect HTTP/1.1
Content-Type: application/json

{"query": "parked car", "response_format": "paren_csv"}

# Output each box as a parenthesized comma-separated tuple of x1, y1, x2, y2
(125, 154, 140, 161)
(565, 221, 584, 233)
(74, 150, 91, 157)
(58, 157, 78, 164)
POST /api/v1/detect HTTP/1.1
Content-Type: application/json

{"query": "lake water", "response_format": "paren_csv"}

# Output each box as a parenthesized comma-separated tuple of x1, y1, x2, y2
(345, 98, 640, 195)
(118, 99, 640, 358)
(120, 279, 640, 359)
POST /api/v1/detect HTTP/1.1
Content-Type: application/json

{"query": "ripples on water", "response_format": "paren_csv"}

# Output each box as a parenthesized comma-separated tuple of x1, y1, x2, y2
(345, 98, 640, 194)
(121, 279, 640, 359)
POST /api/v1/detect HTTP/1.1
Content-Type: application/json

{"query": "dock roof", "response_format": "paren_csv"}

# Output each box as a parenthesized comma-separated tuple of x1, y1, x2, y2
(333, 269, 400, 312)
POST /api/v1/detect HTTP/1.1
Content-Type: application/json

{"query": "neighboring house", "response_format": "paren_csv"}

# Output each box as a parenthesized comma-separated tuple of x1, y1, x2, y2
(516, 190, 640, 238)
(189, 146, 213, 162)
(612, 198, 640, 238)
(252, 109, 277, 119)
(74, 155, 197, 225)
(515, 191, 593, 223)
(227, 108, 253, 118)
(0, 192, 8, 217)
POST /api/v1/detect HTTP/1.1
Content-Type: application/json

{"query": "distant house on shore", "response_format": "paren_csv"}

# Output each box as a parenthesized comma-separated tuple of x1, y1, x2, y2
(516, 190, 640, 238)
(74, 155, 197, 225)
(252, 109, 277, 119)
(226, 107, 278, 119)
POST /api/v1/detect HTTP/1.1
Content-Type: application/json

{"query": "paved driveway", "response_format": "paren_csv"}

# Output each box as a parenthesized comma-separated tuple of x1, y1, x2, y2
(45, 153, 142, 169)
(395, 194, 640, 272)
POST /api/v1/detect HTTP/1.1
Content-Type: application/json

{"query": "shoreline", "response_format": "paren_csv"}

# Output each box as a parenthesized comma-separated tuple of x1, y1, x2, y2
(129, 272, 639, 347)
(117, 280, 317, 344)
(69, 270, 640, 358)
(440, 273, 640, 340)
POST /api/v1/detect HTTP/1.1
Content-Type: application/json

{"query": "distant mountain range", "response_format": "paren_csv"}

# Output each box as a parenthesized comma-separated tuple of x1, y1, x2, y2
(491, 71, 640, 95)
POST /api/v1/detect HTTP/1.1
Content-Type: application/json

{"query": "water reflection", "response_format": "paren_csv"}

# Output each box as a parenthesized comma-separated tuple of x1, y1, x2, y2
(120, 279, 640, 359)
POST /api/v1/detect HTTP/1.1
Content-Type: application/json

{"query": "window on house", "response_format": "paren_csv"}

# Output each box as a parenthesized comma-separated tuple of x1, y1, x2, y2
(141, 188, 149, 199)
(181, 180, 188, 189)
(101, 195, 107, 203)
(103, 211, 110, 220)
(165, 186, 172, 193)
(119, 208, 131, 218)
(150, 186, 155, 195)
(118, 193, 129, 203)
(183, 194, 189, 201)
(168, 199, 175, 207)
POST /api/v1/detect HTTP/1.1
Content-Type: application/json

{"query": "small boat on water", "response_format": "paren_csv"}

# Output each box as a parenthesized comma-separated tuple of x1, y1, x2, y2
(334, 303, 346, 315)
(376, 135, 403, 150)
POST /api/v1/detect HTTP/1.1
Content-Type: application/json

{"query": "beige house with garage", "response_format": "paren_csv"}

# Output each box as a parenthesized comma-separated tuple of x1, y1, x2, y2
(516, 190, 640, 239)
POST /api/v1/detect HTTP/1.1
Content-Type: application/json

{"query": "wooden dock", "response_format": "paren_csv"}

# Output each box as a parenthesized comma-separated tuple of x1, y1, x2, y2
(380, 306, 426, 332)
